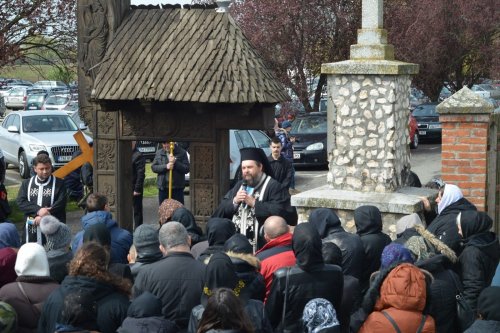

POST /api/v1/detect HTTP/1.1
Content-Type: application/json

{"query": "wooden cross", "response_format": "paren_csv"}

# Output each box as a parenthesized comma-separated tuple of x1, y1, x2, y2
(53, 130, 93, 179)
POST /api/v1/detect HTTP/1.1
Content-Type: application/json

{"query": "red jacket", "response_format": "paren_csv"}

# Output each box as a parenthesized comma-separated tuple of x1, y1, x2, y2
(256, 233, 296, 302)
(0, 248, 17, 288)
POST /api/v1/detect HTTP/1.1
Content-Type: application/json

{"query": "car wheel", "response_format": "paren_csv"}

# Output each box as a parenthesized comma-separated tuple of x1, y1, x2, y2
(19, 151, 30, 179)
(410, 133, 419, 149)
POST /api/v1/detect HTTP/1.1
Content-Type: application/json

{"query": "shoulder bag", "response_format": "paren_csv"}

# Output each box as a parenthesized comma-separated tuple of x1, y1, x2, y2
(448, 270, 475, 331)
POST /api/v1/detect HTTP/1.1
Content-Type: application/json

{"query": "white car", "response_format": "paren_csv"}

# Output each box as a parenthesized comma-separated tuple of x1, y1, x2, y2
(4, 86, 28, 110)
(0, 110, 91, 178)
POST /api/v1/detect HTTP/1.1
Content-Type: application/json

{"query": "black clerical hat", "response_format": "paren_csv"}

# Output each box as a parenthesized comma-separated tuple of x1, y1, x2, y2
(240, 147, 274, 178)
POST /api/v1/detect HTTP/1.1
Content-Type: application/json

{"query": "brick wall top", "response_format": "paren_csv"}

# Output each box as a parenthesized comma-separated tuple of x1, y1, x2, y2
(437, 86, 494, 115)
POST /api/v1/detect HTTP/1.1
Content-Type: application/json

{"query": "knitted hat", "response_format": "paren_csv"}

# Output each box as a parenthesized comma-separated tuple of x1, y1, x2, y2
(380, 243, 414, 269)
(133, 224, 160, 254)
(40, 216, 72, 251)
(0, 301, 17, 333)
(224, 234, 252, 254)
(15, 243, 50, 277)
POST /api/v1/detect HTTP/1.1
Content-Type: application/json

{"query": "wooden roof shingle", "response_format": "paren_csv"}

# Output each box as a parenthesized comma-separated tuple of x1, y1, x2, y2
(93, 8, 289, 104)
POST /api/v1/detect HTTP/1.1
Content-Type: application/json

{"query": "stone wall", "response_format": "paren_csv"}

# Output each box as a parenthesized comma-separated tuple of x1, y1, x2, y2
(327, 74, 412, 192)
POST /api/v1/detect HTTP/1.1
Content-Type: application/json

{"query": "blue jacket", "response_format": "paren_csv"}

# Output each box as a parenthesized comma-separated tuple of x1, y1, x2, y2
(72, 211, 132, 264)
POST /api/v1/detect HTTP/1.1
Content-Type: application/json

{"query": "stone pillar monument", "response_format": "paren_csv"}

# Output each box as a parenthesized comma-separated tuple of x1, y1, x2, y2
(292, 0, 435, 236)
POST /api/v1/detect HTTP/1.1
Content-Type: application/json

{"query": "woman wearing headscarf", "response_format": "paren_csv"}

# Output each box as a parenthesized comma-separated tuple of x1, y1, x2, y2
(458, 211, 500, 313)
(0, 243, 59, 333)
(353, 205, 391, 293)
(266, 223, 344, 333)
(464, 286, 500, 333)
(355, 263, 435, 333)
(197, 218, 236, 263)
(171, 207, 205, 246)
(0, 222, 20, 288)
(38, 242, 131, 333)
(187, 252, 271, 333)
(427, 183, 476, 254)
(158, 198, 184, 226)
(224, 234, 266, 302)
(309, 208, 364, 280)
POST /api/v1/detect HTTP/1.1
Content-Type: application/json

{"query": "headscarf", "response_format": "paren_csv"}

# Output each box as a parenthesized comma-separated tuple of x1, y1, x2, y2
(206, 218, 236, 246)
(158, 199, 183, 225)
(302, 298, 340, 333)
(224, 234, 253, 254)
(0, 223, 20, 249)
(202, 252, 243, 306)
(126, 291, 163, 318)
(171, 207, 203, 237)
(15, 243, 50, 277)
(308, 208, 342, 238)
(380, 243, 414, 269)
(396, 213, 423, 236)
(438, 184, 463, 214)
(292, 223, 324, 271)
(353, 205, 383, 235)
(477, 286, 500, 321)
(459, 211, 493, 239)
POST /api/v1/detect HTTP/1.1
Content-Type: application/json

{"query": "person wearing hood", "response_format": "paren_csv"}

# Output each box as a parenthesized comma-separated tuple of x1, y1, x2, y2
(171, 207, 205, 246)
(224, 234, 266, 302)
(71, 193, 132, 264)
(427, 183, 477, 254)
(54, 290, 100, 333)
(197, 218, 236, 263)
(266, 223, 344, 332)
(309, 208, 364, 279)
(38, 242, 131, 333)
(188, 252, 272, 333)
(464, 286, 500, 333)
(39, 216, 73, 283)
(0, 223, 20, 288)
(457, 211, 500, 313)
(213, 148, 296, 248)
(0, 243, 59, 333)
(129, 224, 163, 280)
(117, 291, 178, 333)
(355, 263, 435, 333)
(353, 205, 391, 293)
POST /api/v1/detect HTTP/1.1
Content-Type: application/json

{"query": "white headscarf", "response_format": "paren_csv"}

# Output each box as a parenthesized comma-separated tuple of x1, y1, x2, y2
(15, 243, 50, 277)
(438, 184, 463, 214)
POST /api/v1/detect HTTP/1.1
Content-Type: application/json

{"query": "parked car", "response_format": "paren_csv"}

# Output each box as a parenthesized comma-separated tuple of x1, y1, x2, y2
(42, 94, 71, 111)
(408, 112, 418, 149)
(136, 141, 159, 162)
(4, 86, 29, 110)
(230, 129, 272, 182)
(470, 85, 491, 99)
(412, 103, 441, 141)
(290, 112, 328, 167)
(0, 110, 91, 178)
(61, 100, 79, 115)
(24, 93, 48, 110)
(472, 84, 500, 100)
(33, 80, 67, 90)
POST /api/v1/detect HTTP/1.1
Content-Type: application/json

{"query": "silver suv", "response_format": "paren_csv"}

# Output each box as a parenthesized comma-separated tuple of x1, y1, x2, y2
(0, 110, 91, 178)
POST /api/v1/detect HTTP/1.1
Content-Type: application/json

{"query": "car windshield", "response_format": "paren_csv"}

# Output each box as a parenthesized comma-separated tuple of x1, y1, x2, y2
(22, 115, 78, 132)
(45, 96, 70, 105)
(412, 105, 437, 117)
(291, 116, 327, 134)
(27, 95, 45, 103)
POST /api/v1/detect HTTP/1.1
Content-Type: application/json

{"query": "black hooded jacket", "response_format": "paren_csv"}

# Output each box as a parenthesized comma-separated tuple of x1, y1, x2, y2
(353, 206, 391, 292)
(188, 252, 272, 333)
(171, 207, 206, 246)
(427, 197, 477, 254)
(198, 218, 236, 263)
(265, 223, 344, 333)
(459, 211, 500, 313)
(117, 292, 177, 333)
(309, 208, 364, 279)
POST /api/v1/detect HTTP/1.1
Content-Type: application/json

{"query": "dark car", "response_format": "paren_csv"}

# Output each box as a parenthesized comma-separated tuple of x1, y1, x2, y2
(290, 112, 328, 167)
(412, 103, 441, 141)
(135, 140, 158, 162)
(24, 93, 48, 110)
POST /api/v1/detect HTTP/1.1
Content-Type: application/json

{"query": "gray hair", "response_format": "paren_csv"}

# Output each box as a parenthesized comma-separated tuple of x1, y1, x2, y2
(159, 222, 189, 249)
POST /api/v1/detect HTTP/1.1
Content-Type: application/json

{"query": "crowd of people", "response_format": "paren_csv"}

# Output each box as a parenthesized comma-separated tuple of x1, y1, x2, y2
(0, 140, 499, 332)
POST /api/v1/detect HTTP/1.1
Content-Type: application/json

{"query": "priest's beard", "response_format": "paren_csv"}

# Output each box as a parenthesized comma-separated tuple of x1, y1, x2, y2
(245, 172, 263, 187)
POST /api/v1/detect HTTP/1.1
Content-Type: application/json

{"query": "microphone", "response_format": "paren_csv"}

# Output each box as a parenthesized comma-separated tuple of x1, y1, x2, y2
(241, 180, 248, 209)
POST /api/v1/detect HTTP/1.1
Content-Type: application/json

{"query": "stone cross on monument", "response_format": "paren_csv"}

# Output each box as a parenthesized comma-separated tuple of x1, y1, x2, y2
(292, 0, 436, 237)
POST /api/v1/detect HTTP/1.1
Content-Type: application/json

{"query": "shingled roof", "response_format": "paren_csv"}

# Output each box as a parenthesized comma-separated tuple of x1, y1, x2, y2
(92, 8, 289, 104)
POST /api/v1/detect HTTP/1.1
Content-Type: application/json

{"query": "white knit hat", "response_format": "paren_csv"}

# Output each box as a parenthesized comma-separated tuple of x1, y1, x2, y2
(15, 243, 50, 277)
(40, 215, 72, 251)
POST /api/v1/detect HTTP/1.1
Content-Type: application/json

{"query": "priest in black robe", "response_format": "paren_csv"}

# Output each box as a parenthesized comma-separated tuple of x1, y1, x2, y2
(214, 148, 297, 249)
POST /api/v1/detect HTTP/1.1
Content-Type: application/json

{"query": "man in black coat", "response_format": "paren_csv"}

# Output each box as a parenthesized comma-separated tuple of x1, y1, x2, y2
(151, 140, 189, 205)
(132, 222, 205, 330)
(214, 147, 297, 249)
(132, 141, 146, 228)
(309, 208, 364, 280)
(267, 137, 292, 189)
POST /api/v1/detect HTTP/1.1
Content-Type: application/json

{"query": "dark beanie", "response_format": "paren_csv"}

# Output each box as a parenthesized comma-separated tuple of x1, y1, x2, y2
(224, 234, 253, 254)
(133, 224, 160, 254)
(477, 286, 500, 321)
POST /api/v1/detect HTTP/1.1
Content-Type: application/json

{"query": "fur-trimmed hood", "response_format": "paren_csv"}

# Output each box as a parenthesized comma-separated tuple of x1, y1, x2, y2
(226, 251, 261, 271)
(414, 224, 458, 263)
